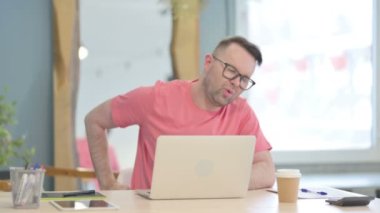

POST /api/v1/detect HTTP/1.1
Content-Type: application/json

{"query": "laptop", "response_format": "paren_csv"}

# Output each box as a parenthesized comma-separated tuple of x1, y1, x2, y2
(137, 135, 256, 199)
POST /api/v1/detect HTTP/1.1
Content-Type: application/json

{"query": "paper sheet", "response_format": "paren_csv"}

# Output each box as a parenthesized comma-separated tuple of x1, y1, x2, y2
(267, 187, 363, 199)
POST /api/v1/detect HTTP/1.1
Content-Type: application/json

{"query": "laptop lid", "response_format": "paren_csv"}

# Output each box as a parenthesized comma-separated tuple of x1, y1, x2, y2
(148, 135, 256, 199)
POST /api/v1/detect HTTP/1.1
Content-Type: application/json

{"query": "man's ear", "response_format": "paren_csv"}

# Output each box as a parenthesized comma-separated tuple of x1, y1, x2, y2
(203, 54, 213, 72)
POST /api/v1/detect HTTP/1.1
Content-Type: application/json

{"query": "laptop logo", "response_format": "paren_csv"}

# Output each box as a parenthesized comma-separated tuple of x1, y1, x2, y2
(195, 159, 214, 177)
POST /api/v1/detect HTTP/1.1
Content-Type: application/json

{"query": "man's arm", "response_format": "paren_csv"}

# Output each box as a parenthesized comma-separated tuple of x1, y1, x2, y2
(248, 151, 275, 190)
(84, 100, 129, 190)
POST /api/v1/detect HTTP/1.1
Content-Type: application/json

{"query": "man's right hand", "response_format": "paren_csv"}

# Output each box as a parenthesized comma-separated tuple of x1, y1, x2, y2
(85, 100, 127, 191)
(101, 181, 130, 190)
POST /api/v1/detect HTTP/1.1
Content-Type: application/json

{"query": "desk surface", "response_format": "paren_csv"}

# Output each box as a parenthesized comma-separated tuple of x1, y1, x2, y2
(1, 189, 379, 212)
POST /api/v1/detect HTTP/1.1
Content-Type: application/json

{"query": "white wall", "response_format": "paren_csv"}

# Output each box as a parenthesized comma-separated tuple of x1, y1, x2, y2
(77, 0, 172, 169)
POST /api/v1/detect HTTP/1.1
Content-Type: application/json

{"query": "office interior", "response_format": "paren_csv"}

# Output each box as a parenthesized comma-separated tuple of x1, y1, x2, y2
(0, 0, 379, 198)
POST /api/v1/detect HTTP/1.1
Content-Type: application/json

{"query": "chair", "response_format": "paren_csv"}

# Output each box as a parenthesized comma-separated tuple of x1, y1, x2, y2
(45, 166, 119, 190)
(45, 166, 99, 179)
(0, 166, 119, 191)
(0, 180, 11, 192)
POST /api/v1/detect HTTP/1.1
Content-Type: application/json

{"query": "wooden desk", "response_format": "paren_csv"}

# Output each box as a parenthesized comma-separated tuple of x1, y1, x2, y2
(1, 189, 379, 212)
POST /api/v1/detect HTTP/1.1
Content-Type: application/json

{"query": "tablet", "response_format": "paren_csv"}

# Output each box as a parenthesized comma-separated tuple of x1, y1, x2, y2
(50, 200, 119, 211)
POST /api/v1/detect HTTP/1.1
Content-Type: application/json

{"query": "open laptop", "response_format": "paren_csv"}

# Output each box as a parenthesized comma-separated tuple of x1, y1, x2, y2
(137, 135, 256, 199)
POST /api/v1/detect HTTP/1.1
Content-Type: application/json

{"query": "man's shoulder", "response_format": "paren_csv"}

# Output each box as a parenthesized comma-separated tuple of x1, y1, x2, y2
(226, 96, 256, 117)
(230, 96, 250, 108)
(153, 79, 191, 93)
(154, 79, 191, 87)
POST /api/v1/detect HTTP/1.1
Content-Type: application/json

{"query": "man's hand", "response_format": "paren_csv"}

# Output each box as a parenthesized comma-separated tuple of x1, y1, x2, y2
(101, 181, 130, 190)
(85, 100, 120, 191)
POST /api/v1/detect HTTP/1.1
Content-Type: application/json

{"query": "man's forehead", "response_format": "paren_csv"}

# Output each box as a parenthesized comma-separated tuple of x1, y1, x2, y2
(221, 44, 256, 75)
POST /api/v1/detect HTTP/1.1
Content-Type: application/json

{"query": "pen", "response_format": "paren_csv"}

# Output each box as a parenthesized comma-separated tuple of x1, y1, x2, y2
(33, 163, 40, 170)
(301, 188, 328, 196)
(62, 190, 96, 197)
(21, 174, 36, 205)
(15, 173, 29, 205)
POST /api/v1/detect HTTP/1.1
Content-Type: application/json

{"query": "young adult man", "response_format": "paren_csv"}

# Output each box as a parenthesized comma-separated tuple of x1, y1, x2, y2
(85, 36, 275, 190)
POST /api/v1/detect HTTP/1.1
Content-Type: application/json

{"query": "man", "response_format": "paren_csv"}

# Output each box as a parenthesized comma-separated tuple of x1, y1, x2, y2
(85, 36, 275, 190)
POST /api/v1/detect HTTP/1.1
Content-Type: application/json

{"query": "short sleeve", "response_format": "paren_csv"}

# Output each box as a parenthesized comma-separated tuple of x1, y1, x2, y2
(111, 85, 154, 127)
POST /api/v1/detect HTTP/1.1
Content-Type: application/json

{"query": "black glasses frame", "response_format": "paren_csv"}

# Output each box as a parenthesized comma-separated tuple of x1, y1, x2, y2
(212, 55, 255, 90)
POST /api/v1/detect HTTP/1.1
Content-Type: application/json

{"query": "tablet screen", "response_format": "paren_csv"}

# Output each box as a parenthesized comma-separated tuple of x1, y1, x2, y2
(51, 200, 119, 211)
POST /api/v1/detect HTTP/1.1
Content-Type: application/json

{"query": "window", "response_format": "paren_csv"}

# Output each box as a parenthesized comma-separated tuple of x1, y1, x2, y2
(238, 0, 380, 163)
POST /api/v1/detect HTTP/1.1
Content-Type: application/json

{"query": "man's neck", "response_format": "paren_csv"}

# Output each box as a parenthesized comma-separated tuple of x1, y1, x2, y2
(190, 80, 221, 112)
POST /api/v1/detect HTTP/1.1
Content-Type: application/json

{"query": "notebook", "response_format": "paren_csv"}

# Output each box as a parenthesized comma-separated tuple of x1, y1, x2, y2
(41, 190, 106, 201)
(137, 135, 256, 199)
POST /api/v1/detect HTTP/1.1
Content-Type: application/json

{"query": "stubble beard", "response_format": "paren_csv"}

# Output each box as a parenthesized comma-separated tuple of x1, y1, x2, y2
(202, 76, 236, 108)
(210, 88, 235, 107)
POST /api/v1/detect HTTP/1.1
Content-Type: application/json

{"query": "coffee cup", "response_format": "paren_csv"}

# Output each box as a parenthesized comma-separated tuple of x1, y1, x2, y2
(276, 169, 301, 203)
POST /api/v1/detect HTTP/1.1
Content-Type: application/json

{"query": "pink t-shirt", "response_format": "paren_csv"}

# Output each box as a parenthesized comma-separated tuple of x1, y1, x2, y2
(111, 80, 271, 189)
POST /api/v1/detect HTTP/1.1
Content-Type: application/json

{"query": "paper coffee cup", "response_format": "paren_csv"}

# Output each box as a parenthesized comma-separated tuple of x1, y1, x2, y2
(276, 169, 301, 203)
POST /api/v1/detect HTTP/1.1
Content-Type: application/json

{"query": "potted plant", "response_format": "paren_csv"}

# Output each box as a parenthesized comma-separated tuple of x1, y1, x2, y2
(0, 88, 35, 191)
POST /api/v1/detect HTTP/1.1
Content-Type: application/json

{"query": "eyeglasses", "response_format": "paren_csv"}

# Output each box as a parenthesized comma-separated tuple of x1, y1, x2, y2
(212, 55, 255, 90)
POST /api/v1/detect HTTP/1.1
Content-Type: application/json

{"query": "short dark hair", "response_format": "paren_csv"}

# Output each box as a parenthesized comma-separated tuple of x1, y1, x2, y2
(213, 36, 263, 66)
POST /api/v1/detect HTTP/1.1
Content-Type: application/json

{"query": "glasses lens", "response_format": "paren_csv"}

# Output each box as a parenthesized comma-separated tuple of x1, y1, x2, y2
(215, 56, 255, 90)
(241, 77, 255, 90)
(223, 66, 239, 79)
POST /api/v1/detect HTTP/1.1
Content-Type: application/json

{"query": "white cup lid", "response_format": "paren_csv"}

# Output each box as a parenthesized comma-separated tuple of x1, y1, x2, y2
(276, 169, 302, 178)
